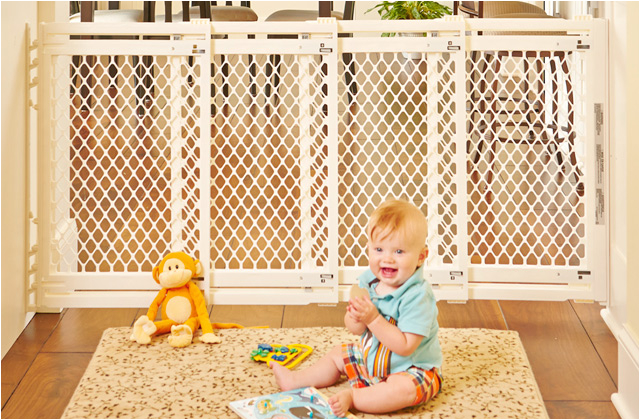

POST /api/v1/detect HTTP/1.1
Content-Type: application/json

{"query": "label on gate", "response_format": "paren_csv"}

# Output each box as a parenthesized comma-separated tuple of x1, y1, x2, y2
(594, 103, 605, 225)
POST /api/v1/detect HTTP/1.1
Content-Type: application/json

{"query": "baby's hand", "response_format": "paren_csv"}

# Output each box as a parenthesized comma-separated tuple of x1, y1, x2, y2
(346, 304, 358, 319)
(348, 296, 380, 325)
(345, 302, 367, 335)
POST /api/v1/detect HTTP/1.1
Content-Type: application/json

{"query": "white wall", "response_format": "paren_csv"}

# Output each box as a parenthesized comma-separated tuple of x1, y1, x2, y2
(625, 5, 639, 343)
(1, 1, 64, 359)
(600, 2, 639, 418)
(1, 2, 37, 358)
(603, 0, 639, 345)
(557, 0, 638, 356)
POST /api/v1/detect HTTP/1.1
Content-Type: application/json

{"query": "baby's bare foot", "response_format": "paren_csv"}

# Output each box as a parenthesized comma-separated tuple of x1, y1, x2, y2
(271, 362, 297, 391)
(328, 389, 353, 418)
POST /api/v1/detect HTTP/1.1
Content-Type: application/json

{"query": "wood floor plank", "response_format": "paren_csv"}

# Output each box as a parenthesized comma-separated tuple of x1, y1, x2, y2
(570, 301, 618, 385)
(1, 314, 63, 407)
(500, 301, 617, 402)
(282, 303, 348, 328)
(437, 300, 507, 329)
(133, 307, 149, 321)
(210, 305, 284, 328)
(41, 308, 139, 353)
(1, 352, 91, 419)
(546, 401, 620, 419)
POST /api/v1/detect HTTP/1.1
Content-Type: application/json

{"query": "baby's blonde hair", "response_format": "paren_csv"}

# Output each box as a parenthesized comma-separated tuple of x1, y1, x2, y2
(367, 199, 427, 248)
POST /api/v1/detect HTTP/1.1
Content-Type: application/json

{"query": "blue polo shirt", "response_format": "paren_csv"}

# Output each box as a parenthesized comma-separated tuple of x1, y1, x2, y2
(357, 265, 442, 376)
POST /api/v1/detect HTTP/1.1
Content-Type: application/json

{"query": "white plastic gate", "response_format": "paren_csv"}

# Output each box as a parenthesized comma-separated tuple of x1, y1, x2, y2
(28, 17, 608, 310)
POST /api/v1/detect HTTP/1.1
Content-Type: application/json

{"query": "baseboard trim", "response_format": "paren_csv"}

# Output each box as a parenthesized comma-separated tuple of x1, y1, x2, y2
(601, 308, 639, 419)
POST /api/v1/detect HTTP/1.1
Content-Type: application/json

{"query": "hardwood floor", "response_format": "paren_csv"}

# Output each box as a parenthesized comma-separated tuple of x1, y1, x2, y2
(1, 300, 619, 419)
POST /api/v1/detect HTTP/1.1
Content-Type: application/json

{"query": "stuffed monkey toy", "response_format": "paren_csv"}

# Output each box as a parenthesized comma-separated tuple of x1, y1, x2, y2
(130, 251, 241, 347)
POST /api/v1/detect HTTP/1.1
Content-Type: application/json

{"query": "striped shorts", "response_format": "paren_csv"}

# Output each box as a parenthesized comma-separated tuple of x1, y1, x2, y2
(342, 343, 442, 406)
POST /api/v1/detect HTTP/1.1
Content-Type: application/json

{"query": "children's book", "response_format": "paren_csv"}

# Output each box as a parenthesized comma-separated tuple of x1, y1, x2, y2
(229, 386, 354, 419)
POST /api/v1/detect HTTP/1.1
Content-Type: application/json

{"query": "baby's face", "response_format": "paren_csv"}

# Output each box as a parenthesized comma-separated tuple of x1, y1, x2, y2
(367, 231, 427, 293)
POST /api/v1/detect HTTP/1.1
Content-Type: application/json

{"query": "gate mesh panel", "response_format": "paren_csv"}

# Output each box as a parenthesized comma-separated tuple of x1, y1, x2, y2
(210, 53, 330, 270)
(44, 26, 594, 283)
(338, 52, 460, 268)
(51, 54, 203, 272)
(466, 50, 586, 266)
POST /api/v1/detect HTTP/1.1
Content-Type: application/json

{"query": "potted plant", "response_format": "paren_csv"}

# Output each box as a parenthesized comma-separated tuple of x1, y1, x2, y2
(367, 1, 452, 61)
(366, 1, 453, 37)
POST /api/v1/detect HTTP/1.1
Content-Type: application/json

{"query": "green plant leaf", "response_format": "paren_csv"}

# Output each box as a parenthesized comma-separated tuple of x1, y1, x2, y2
(365, 1, 452, 20)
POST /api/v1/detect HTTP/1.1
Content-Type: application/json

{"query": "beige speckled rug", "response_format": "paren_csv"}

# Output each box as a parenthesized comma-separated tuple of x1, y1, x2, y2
(63, 327, 548, 419)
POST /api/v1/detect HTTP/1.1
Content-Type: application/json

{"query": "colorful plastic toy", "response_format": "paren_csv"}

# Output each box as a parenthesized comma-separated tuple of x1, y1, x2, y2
(251, 343, 313, 369)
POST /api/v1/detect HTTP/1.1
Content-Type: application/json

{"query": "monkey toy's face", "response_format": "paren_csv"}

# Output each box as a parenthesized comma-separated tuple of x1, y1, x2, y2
(158, 257, 194, 289)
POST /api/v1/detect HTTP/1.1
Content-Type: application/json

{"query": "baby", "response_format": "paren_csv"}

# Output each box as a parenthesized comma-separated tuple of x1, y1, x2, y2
(272, 199, 442, 416)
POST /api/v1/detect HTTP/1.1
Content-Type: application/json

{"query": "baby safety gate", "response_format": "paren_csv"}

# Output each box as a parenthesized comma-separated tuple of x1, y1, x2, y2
(27, 17, 608, 310)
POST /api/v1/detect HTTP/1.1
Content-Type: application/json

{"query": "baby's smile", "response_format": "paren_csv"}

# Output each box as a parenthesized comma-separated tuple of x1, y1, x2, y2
(380, 267, 398, 277)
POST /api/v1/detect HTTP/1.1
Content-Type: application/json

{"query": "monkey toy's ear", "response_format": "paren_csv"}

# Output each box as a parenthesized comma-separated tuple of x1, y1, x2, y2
(193, 260, 203, 278)
(152, 265, 161, 284)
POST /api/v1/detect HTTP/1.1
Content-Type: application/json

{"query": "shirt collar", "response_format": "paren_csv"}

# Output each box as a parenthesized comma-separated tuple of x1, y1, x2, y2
(358, 265, 425, 299)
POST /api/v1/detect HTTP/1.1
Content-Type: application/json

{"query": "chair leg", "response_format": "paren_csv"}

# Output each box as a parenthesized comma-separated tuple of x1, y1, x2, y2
(210, 61, 216, 116)
(485, 53, 502, 188)
(108, 56, 119, 89)
(79, 55, 95, 111)
(71, 55, 80, 97)
(467, 51, 491, 191)
(221, 54, 229, 98)
(548, 57, 564, 167)
(248, 35, 257, 98)
(534, 55, 549, 142)
(265, 54, 282, 112)
(560, 54, 583, 196)
(468, 50, 487, 166)
(134, 55, 151, 116)
(522, 57, 537, 141)
(145, 55, 154, 109)
(533, 55, 553, 164)
(342, 52, 357, 105)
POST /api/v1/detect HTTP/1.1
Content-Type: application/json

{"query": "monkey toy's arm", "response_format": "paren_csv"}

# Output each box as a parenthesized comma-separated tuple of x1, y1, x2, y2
(188, 281, 221, 344)
(146, 288, 167, 320)
(188, 281, 211, 331)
